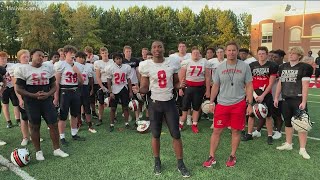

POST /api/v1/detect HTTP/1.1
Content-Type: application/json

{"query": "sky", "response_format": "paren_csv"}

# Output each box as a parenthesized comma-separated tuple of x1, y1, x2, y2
(41, 0, 320, 15)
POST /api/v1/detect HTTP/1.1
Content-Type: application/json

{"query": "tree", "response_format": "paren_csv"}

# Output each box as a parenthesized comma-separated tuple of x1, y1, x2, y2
(66, 3, 104, 51)
(18, 2, 56, 52)
(238, 13, 252, 49)
(0, 0, 22, 60)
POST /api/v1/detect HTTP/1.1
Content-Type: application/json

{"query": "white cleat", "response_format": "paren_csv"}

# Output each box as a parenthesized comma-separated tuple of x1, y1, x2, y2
(21, 138, 29, 146)
(53, 149, 69, 158)
(276, 142, 293, 151)
(272, 131, 282, 140)
(299, 150, 310, 159)
(88, 128, 97, 133)
(252, 130, 261, 137)
(36, 151, 45, 161)
(0, 140, 7, 146)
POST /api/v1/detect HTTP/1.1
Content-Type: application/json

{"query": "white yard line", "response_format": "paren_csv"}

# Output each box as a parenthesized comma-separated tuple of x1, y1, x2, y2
(0, 155, 36, 180)
(260, 128, 320, 141)
(308, 94, 320, 97)
(308, 101, 320, 104)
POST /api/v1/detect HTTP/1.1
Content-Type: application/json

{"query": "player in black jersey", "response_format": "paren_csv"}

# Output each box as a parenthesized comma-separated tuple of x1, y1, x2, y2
(274, 47, 313, 159)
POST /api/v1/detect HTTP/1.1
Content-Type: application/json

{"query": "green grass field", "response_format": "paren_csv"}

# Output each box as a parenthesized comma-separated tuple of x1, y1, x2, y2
(0, 88, 320, 180)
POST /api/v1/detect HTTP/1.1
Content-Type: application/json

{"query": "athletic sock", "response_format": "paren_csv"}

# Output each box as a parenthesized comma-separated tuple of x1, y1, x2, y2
(71, 128, 78, 136)
(177, 159, 184, 168)
(110, 124, 114, 127)
(192, 121, 198, 125)
(59, 133, 65, 139)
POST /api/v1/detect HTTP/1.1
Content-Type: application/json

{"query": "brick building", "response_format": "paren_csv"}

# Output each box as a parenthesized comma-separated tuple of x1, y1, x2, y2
(250, 4, 320, 59)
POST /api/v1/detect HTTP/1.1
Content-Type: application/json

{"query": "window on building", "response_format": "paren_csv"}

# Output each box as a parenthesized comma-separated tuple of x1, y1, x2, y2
(262, 35, 272, 43)
(311, 25, 320, 41)
(290, 27, 302, 42)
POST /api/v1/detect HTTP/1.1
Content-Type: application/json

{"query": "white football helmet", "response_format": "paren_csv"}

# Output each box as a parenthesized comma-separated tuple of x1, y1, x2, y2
(104, 97, 110, 107)
(136, 120, 150, 133)
(201, 100, 211, 114)
(129, 99, 139, 111)
(252, 103, 268, 119)
(11, 148, 30, 167)
(291, 110, 312, 132)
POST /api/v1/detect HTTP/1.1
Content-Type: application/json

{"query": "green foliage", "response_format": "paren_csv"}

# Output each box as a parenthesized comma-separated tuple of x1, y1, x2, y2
(0, 2, 252, 57)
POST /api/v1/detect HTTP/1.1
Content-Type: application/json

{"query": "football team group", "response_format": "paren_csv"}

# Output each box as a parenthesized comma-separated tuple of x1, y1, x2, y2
(0, 40, 317, 178)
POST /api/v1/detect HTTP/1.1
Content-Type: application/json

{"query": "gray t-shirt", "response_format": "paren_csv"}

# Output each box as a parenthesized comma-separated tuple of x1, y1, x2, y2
(213, 60, 252, 105)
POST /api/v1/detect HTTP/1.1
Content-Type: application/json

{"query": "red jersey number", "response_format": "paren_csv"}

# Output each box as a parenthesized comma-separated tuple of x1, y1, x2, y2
(31, 73, 48, 85)
(114, 73, 126, 84)
(65, 72, 77, 83)
(190, 66, 203, 76)
(157, 70, 167, 88)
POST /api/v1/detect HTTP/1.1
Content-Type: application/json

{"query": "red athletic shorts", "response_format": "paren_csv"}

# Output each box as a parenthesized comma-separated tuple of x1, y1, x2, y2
(214, 99, 246, 130)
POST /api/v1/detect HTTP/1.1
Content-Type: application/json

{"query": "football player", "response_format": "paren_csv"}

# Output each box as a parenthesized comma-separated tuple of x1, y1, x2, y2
(9, 50, 31, 146)
(53, 45, 85, 145)
(123, 46, 141, 123)
(74, 51, 96, 133)
(0, 51, 21, 128)
(203, 41, 253, 168)
(15, 49, 69, 160)
(0, 64, 7, 146)
(94, 47, 114, 126)
(84, 46, 99, 119)
(170, 42, 192, 125)
(271, 49, 286, 139)
(274, 47, 313, 159)
(133, 41, 190, 178)
(106, 53, 132, 132)
(179, 47, 211, 133)
(242, 46, 278, 145)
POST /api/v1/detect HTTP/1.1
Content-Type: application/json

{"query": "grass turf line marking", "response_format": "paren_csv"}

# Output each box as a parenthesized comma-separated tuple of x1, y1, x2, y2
(0, 155, 36, 180)
(308, 94, 320, 97)
(308, 101, 320, 104)
(259, 128, 320, 141)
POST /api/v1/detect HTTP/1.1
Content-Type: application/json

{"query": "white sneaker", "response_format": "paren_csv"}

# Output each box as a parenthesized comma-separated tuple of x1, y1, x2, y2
(312, 85, 317, 88)
(36, 151, 45, 161)
(88, 128, 97, 133)
(210, 124, 214, 129)
(53, 149, 69, 158)
(276, 142, 293, 150)
(186, 116, 192, 126)
(0, 140, 7, 146)
(272, 131, 282, 140)
(299, 149, 310, 159)
(21, 138, 28, 146)
(252, 130, 261, 137)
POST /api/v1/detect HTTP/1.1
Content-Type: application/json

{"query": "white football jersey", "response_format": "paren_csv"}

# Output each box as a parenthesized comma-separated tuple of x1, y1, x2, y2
(139, 58, 179, 101)
(94, 59, 114, 83)
(55, 61, 84, 86)
(181, 58, 210, 83)
(9, 63, 29, 78)
(14, 63, 54, 85)
(244, 57, 257, 64)
(4, 63, 15, 88)
(208, 58, 226, 81)
(106, 63, 131, 94)
(81, 63, 94, 85)
(169, 53, 191, 63)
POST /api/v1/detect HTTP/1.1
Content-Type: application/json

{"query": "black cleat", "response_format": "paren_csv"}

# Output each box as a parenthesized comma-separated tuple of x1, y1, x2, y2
(72, 135, 86, 141)
(6, 121, 13, 128)
(109, 126, 114, 132)
(96, 120, 102, 126)
(241, 134, 253, 141)
(125, 124, 130, 129)
(60, 138, 68, 146)
(178, 165, 191, 178)
(154, 162, 161, 175)
(267, 136, 273, 145)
